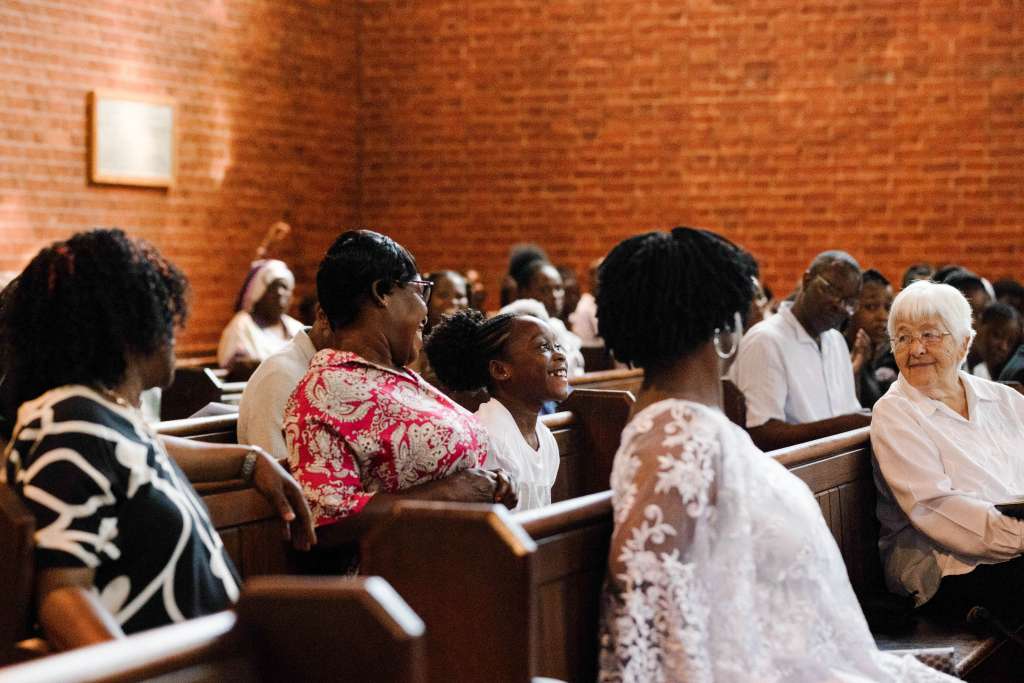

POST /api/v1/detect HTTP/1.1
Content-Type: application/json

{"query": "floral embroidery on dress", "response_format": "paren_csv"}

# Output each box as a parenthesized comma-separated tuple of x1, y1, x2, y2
(284, 349, 489, 527)
(599, 399, 958, 683)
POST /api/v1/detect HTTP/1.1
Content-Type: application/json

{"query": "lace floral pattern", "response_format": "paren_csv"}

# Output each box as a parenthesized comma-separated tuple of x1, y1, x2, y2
(599, 399, 958, 683)
(283, 350, 489, 526)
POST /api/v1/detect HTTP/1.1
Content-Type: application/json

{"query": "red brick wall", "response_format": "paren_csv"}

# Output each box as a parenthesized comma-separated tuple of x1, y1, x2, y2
(358, 1, 1024, 304)
(0, 0, 359, 352)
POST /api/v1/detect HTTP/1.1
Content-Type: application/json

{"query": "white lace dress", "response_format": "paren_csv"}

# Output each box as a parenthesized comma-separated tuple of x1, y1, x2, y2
(598, 399, 957, 683)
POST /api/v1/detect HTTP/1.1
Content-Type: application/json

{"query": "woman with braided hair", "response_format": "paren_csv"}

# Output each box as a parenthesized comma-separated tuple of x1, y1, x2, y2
(1, 229, 315, 649)
(426, 309, 570, 511)
(596, 227, 954, 682)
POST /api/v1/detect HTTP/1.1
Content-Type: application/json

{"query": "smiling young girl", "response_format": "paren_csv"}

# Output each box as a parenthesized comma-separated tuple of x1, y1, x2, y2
(426, 309, 570, 511)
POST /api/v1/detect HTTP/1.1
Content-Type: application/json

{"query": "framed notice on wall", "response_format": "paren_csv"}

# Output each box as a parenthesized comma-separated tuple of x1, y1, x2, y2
(89, 90, 176, 187)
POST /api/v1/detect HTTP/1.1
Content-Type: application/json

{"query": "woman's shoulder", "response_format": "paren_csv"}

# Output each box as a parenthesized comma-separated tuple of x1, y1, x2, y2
(622, 399, 728, 451)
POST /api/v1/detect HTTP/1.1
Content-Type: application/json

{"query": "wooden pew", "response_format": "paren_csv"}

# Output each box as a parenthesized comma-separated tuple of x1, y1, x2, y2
(0, 486, 37, 665)
(0, 576, 426, 682)
(160, 367, 245, 421)
(362, 494, 612, 683)
(154, 388, 634, 581)
(569, 367, 642, 394)
(361, 429, 1020, 682)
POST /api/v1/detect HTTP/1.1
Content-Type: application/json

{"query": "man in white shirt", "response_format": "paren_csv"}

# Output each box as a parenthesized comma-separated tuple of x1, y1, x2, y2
(238, 308, 333, 460)
(731, 251, 871, 451)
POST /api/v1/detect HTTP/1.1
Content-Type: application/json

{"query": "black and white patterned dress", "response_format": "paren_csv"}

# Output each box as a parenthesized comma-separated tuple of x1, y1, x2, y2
(3, 385, 239, 634)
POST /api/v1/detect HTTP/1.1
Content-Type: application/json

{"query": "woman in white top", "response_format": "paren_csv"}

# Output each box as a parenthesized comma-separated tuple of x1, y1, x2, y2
(426, 309, 570, 511)
(872, 280, 1024, 621)
(218, 259, 304, 379)
(595, 227, 953, 682)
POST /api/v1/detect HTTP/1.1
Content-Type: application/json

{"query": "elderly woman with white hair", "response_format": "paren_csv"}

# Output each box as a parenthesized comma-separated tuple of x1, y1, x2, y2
(872, 280, 1024, 621)
(218, 259, 304, 378)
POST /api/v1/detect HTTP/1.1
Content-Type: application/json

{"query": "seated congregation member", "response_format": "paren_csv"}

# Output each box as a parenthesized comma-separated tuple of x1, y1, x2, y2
(970, 302, 1022, 380)
(1, 229, 314, 646)
(596, 228, 953, 682)
(730, 251, 871, 451)
(410, 269, 469, 383)
(902, 262, 934, 289)
(425, 310, 570, 511)
(844, 269, 898, 408)
(872, 281, 1024, 620)
(513, 259, 585, 376)
(284, 230, 516, 534)
(217, 259, 304, 379)
(570, 258, 603, 348)
(237, 305, 334, 461)
(994, 277, 1024, 317)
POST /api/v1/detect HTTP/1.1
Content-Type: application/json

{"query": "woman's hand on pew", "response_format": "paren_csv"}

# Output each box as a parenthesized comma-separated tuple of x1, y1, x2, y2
(250, 450, 317, 551)
(490, 468, 519, 509)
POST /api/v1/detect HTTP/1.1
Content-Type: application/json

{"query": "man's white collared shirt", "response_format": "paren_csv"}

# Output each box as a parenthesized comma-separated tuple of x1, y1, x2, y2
(730, 301, 860, 428)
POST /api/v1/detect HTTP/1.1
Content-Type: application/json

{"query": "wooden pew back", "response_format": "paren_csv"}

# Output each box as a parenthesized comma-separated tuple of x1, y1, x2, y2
(362, 493, 612, 683)
(0, 577, 426, 683)
(158, 389, 634, 581)
(0, 485, 36, 665)
(364, 427, 988, 682)
(772, 427, 882, 594)
(160, 367, 245, 421)
(569, 368, 642, 394)
(547, 388, 633, 502)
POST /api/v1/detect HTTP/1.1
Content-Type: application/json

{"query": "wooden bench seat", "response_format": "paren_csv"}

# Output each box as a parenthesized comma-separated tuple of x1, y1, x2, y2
(569, 367, 642, 394)
(361, 427, 1022, 682)
(154, 388, 634, 581)
(0, 577, 426, 682)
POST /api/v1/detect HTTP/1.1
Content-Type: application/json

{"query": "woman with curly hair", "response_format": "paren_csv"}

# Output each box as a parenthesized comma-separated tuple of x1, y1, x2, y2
(426, 309, 570, 511)
(596, 227, 954, 682)
(1, 229, 315, 649)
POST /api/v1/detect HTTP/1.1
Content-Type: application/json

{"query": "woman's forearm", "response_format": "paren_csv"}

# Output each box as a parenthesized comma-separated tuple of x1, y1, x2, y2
(161, 434, 249, 483)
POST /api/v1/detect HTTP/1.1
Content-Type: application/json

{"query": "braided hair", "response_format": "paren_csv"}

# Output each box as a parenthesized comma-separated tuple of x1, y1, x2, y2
(2, 228, 188, 413)
(597, 226, 754, 371)
(424, 309, 519, 391)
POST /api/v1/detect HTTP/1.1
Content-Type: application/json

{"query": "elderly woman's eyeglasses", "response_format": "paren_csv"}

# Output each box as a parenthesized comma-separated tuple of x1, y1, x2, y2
(404, 279, 434, 303)
(892, 330, 952, 349)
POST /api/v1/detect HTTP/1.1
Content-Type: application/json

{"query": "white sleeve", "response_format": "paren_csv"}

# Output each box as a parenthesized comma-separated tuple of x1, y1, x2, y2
(732, 333, 788, 428)
(871, 398, 1024, 560)
(217, 313, 252, 367)
(237, 366, 296, 461)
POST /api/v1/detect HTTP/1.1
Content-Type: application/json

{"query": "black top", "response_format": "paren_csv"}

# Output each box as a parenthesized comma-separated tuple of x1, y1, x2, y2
(856, 348, 899, 409)
(999, 344, 1024, 384)
(3, 386, 238, 634)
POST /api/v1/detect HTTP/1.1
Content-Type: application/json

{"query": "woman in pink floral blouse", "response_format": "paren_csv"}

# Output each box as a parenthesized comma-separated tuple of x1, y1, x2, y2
(284, 230, 516, 535)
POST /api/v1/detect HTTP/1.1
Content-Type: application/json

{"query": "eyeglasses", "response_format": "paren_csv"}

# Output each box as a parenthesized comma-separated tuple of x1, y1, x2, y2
(814, 275, 859, 314)
(891, 330, 952, 349)
(404, 279, 433, 303)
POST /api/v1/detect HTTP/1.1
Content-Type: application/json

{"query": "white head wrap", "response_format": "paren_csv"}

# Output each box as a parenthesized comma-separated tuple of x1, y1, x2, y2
(236, 259, 294, 313)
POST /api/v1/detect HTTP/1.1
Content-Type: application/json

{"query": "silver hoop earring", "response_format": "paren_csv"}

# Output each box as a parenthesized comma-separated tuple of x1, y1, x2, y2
(713, 327, 738, 360)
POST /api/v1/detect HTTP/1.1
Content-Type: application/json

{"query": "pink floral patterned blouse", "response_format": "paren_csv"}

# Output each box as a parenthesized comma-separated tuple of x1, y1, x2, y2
(283, 349, 490, 527)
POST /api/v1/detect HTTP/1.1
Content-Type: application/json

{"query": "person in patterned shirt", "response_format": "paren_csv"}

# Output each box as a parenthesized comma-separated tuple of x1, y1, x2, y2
(284, 230, 517, 542)
(1, 229, 315, 649)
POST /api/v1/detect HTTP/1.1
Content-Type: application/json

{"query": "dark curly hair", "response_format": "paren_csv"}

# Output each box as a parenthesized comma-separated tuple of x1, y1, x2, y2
(317, 230, 418, 331)
(424, 309, 519, 391)
(597, 227, 754, 371)
(2, 228, 188, 413)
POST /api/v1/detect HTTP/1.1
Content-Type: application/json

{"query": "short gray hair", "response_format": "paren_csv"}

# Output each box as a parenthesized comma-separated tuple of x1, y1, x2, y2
(888, 280, 975, 350)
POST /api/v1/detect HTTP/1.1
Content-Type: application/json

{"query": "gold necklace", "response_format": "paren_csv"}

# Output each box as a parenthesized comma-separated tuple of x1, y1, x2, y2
(97, 386, 135, 410)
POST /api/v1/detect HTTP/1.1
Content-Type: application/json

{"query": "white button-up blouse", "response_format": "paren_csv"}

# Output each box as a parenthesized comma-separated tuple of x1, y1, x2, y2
(871, 372, 1024, 604)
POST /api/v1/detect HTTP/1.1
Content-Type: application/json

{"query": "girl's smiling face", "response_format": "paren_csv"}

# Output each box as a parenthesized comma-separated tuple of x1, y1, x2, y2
(490, 316, 570, 405)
